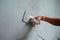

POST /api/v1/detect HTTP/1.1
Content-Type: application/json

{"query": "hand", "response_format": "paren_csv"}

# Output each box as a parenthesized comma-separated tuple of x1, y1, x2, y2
(34, 16, 41, 25)
(28, 16, 41, 25)
(28, 18, 35, 25)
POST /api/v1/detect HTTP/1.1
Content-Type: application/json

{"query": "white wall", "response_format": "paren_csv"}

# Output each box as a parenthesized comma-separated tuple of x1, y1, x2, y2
(24, 0, 60, 40)
(0, 0, 60, 40)
(0, 0, 17, 40)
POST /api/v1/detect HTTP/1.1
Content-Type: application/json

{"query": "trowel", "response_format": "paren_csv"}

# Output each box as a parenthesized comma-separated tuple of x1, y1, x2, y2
(22, 10, 36, 24)
(22, 10, 45, 40)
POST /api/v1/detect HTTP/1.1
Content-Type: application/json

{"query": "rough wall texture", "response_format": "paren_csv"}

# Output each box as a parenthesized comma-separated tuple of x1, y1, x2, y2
(0, 0, 60, 40)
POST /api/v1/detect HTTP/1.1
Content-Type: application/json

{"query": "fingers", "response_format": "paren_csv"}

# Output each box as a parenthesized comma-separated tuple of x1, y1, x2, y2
(28, 18, 35, 25)
(35, 20, 40, 25)
(34, 16, 41, 21)
(34, 16, 42, 25)
(34, 16, 40, 19)
(28, 17, 41, 25)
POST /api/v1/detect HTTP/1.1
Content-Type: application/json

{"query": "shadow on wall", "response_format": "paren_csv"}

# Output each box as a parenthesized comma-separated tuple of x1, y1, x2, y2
(16, 24, 34, 40)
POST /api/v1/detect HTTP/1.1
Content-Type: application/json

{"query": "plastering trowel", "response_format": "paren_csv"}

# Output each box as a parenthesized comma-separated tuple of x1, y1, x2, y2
(22, 11, 45, 40)
(22, 11, 36, 24)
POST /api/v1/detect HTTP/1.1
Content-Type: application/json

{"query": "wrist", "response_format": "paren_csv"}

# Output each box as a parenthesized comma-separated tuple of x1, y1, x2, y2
(41, 16, 45, 21)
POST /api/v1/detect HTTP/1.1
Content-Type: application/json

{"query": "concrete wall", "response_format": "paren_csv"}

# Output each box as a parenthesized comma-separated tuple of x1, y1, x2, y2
(0, 0, 60, 40)
(0, 0, 17, 40)
(25, 0, 60, 40)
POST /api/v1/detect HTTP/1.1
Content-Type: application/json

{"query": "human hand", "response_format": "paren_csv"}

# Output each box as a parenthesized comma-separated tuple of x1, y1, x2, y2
(34, 16, 41, 25)
(28, 16, 41, 25)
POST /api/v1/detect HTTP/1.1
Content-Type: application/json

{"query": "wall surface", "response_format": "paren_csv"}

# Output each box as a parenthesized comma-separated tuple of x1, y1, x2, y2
(0, 0, 60, 40)
(25, 0, 60, 40)
(0, 0, 17, 40)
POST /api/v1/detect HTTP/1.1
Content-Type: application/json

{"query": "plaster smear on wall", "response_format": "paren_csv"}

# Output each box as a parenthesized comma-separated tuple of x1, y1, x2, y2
(27, 0, 41, 16)
(16, 0, 42, 40)
(17, 0, 60, 40)
(0, 0, 60, 40)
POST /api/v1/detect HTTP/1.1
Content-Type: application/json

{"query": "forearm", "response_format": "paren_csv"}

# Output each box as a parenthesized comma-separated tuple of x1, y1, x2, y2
(41, 16, 60, 26)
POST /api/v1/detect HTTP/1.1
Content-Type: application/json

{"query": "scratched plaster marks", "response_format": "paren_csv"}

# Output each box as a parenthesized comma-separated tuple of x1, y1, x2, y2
(28, 0, 40, 11)
(26, 0, 41, 16)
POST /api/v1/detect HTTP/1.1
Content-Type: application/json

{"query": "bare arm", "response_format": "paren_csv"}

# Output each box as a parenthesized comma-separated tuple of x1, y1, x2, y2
(35, 16, 60, 26)
(44, 17, 60, 26)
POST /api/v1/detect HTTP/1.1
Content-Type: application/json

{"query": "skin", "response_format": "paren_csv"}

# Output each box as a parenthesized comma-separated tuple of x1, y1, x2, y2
(28, 16, 60, 26)
(43, 17, 60, 26)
